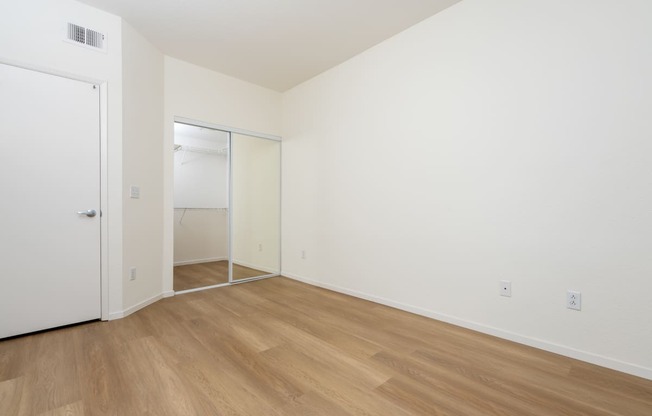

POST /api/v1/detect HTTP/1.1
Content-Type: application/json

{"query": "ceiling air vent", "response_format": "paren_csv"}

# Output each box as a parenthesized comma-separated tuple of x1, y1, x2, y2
(65, 22, 106, 52)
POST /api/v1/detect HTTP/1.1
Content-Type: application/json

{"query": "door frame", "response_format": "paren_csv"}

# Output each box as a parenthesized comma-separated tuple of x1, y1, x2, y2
(0, 58, 110, 320)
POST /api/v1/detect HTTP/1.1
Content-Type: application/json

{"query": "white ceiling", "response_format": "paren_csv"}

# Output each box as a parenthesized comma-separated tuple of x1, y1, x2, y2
(76, 0, 460, 91)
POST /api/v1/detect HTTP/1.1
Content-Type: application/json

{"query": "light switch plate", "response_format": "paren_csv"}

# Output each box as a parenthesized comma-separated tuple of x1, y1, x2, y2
(130, 185, 140, 199)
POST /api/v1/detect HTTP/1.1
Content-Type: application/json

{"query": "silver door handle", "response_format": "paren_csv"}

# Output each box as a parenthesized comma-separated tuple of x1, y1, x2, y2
(77, 209, 97, 217)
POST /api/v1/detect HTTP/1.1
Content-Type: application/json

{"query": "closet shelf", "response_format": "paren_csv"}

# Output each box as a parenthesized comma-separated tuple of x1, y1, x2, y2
(175, 207, 228, 225)
(174, 144, 228, 155)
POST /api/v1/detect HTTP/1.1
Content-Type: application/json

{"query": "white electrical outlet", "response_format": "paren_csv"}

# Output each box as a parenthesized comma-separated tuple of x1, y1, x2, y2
(301, 250, 306, 260)
(567, 290, 581, 310)
(129, 267, 137, 281)
(500, 280, 511, 297)
(130, 185, 140, 199)
(258, 243, 263, 252)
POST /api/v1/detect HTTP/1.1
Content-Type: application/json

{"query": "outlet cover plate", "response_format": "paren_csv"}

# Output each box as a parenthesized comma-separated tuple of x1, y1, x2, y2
(130, 185, 140, 199)
(567, 290, 581, 310)
(500, 280, 511, 297)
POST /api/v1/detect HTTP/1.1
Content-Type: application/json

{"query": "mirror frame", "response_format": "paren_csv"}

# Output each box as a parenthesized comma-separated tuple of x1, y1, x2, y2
(229, 132, 282, 284)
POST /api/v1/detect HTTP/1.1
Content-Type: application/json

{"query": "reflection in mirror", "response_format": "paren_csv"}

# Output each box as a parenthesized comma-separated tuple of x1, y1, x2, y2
(173, 122, 230, 291)
(232, 133, 281, 280)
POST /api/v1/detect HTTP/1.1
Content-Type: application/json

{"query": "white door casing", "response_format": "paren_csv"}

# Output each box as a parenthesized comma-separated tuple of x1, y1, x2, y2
(0, 63, 101, 338)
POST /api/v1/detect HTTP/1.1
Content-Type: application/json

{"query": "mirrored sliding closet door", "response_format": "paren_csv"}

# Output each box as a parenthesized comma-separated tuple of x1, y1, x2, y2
(173, 121, 281, 293)
(231, 133, 281, 281)
(173, 123, 230, 292)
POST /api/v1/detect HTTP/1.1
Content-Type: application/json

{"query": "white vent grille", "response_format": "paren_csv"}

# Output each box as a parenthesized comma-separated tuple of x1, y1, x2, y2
(68, 23, 85, 43)
(65, 23, 106, 52)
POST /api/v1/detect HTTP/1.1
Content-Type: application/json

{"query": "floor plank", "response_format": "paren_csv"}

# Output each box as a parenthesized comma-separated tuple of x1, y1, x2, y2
(1, 277, 651, 415)
(173, 260, 266, 291)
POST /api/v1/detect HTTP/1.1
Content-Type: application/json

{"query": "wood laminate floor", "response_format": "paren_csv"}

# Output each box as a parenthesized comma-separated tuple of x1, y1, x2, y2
(1, 277, 651, 415)
(173, 260, 267, 291)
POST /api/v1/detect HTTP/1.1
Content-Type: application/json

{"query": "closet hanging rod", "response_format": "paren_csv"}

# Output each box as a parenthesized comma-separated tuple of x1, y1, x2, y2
(174, 144, 228, 155)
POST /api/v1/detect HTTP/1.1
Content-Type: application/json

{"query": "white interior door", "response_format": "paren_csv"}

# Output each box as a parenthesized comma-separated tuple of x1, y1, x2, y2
(0, 63, 101, 338)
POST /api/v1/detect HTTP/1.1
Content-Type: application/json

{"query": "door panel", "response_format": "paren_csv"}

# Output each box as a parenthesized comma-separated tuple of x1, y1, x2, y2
(0, 64, 101, 338)
(231, 133, 281, 281)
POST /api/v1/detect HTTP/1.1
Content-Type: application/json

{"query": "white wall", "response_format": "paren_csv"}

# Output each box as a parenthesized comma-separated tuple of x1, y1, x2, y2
(164, 57, 282, 291)
(173, 143, 228, 209)
(282, 0, 652, 379)
(173, 209, 228, 265)
(121, 21, 165, 310)
(0, 0, 124, 316)
(173, 131, 229, 265)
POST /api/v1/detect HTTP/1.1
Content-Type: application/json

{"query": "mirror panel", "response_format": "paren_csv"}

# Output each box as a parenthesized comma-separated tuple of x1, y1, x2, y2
(173, 123, 230, 291)
(231, 133, 281, 280)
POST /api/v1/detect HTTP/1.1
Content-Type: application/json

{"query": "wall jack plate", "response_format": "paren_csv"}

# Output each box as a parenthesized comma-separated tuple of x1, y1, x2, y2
(500, 280, 511, 297)
(567, 290, 581, 310)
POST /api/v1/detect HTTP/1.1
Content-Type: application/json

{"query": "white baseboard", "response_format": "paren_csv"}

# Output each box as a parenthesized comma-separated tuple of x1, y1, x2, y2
(283, 272, 652, 381)
(107, 311, 124, 320)
(174, 256, 227, 266)
(107, 292, 168, 321)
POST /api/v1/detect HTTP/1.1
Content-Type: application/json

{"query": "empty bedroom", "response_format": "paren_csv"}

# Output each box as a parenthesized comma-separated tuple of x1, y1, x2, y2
(1, 0, 651, 414)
